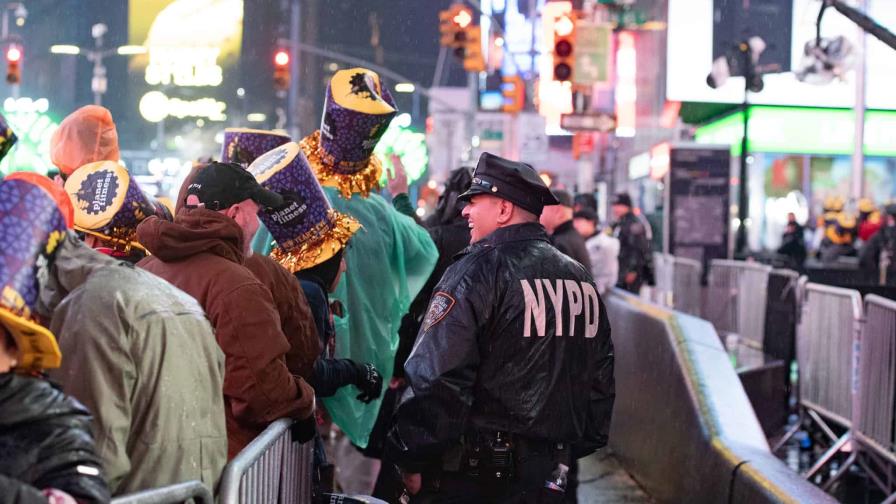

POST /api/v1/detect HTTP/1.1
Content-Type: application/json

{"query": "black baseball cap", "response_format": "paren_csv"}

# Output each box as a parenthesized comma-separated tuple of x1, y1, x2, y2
(611, 192, 633, 207)
(185, 161, 284, 211)
(458, 152, 559, 215)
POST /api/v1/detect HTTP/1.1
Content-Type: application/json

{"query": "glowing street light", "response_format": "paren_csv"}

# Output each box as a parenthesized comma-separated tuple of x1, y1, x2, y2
(116, 45, 147, 55)
(274, 50, 290, 67)
(50, 44, 80, 55)
(395, 82, 415, 93)
(6, 46, 20, 62)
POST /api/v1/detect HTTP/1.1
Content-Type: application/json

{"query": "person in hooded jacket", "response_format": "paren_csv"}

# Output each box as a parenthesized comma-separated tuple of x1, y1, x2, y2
(137, 162, 317, 458)
(0, 174, 109, 504)
(386, 153, 615, 503)
(4, 171, 229, 495)
(175, 162, 322, 382)
(50, 105, 120, 179)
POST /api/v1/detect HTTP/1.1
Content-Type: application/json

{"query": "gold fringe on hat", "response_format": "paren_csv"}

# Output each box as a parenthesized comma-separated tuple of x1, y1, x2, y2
(299, 130, 383, 199)
(269, 208, 361, 273)
(74, 226, 148, 255)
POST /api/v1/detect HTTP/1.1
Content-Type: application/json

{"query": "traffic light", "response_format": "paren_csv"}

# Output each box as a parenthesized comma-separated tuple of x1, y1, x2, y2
(440, 2, 483, 71)
(552, 13, 576, 83)
(502, 75, 525, 113)
(462, 26, 485, 73)
(6, 45, 21, 85)
(273, 49, 290, 92)
(440, 3, 473, 52)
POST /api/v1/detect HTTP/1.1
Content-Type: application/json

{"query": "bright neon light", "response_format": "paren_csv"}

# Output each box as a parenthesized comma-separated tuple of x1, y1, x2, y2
(374, 122, 429, 184)
(139, 91, 226, 122)
(145, 46, 223, 87)
(615, 31, 636, 137)
(50, 45, 80, 55)
(0, 97, 59, 176)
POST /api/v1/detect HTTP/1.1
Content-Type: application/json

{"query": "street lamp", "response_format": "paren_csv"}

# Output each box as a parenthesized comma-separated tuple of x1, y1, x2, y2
(49, 24, 147, 106)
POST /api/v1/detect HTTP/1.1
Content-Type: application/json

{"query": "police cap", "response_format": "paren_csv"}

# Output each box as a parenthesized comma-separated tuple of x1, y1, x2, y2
(458, 152, 558, 215)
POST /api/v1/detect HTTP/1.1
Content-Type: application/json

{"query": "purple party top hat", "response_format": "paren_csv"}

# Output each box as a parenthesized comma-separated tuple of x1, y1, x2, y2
(221, 128, 291, 166)
(0, 112, 17, 163)
(64, 161, 173, 254)
(299, 67, 397, 198)
(0, 172, 74, 371)
(248, 141, 360, 272)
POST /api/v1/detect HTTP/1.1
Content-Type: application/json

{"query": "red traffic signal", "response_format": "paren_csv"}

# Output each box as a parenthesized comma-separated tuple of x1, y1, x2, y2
(6, 46, 21, 62)
(6, 45, 21, 84)
(274, 50, 289, 67)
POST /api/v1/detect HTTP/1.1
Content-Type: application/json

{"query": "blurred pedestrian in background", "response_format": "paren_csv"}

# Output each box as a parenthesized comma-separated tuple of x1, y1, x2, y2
(611, 193, 653, 293)
(574, 208, 620, 294)
(777, 212, 807, 269)
(541, 188, 592, 271)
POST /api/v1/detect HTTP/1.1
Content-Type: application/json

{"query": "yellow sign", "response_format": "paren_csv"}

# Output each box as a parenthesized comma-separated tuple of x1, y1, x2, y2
(129, 0, 243, 87)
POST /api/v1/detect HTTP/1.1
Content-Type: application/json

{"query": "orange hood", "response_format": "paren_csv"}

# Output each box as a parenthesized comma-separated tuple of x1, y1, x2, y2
(50, 105, 120, 176)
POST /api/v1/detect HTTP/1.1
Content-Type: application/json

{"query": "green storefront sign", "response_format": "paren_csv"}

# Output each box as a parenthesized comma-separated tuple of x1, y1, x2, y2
(694, 106, 896, 157)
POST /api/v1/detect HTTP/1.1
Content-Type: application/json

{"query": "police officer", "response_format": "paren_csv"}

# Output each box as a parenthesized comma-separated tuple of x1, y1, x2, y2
(611, 193, 653, 293)
(386, 152, 615, 503)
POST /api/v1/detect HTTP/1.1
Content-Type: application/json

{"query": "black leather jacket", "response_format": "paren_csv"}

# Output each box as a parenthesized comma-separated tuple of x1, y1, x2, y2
(0, 373, 109, 503)
(387, 222, 615, 472)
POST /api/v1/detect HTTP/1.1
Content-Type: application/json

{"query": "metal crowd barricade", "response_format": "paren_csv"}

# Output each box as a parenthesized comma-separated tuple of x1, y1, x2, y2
(854, 295, 896, 498)
(670, 256, 701, 317)
(795, 283, 863, 484)
(111, 481, 213, 504)
(218, 419, 313, 504)
(651, 252, 673, 307)
(761, 269, 800, 364)
(705, 260, 772, 349)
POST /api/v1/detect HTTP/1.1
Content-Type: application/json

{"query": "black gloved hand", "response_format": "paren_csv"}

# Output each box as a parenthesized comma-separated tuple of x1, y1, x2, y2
(351, 361, 383, 403)
(291, 415, 317, 444)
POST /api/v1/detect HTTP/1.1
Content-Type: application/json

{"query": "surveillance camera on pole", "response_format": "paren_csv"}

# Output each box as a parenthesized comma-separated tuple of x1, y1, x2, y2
(794, 35, 855, 85)
(706, 36, 768, 92)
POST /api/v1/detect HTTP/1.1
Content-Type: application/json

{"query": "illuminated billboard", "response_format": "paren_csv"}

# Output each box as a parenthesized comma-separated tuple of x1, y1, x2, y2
(129, 0, 244, 123)
(667, 0, 896, 109)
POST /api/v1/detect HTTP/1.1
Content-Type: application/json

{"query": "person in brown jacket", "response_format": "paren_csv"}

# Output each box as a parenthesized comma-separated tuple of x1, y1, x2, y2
(137, 161, 316, 457)
(175, 163, 321, 381)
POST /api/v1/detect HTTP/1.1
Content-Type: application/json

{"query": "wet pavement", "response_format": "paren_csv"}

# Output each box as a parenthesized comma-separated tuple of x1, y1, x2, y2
(577, 449, 653, 503)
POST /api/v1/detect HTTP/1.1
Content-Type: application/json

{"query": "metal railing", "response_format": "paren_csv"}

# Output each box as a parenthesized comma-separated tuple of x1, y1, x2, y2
(218, 419, 313, 504)
(705, 260, 772, 349)
(111, 481, 213, 504)
(797, 283, 863, 429)
(671, 256, 702, 317)
(650, 253, 701, 316)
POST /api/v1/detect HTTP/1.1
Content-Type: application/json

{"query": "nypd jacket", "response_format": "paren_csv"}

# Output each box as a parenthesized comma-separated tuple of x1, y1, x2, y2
(387, 222, 615, 472)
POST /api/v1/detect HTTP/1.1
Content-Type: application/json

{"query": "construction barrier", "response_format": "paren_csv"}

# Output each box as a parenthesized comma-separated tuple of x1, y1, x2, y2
(111, 481, 213, 504)
(218, 419, 313, 504)
(605, 290, 836, 503)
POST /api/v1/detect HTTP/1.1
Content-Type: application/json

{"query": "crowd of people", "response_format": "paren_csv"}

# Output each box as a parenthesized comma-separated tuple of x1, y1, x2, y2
(0, 67, 634, 504)
(775, 195, 896, 277)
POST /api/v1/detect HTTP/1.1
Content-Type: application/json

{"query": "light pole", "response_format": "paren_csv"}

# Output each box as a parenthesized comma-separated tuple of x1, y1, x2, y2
(50, 24, 147, 107)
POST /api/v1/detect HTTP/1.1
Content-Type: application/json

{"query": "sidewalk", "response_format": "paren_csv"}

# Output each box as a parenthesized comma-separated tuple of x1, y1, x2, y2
(577, 449, 653, 503)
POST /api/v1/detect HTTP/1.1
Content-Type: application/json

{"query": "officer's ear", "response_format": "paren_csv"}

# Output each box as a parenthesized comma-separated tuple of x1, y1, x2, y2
(496, 199, 515, 225)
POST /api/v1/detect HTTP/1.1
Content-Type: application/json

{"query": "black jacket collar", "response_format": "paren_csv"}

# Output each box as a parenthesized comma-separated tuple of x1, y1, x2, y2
(464, 222, 550, 252)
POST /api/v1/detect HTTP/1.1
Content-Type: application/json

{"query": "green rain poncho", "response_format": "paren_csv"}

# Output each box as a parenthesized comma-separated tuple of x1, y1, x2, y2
(322, 187, 436, 447)
(252, 189, 437, 447)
